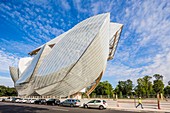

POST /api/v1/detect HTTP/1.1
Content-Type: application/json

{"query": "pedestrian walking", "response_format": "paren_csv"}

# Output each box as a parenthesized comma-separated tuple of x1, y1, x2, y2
(136, 97, 143, 109)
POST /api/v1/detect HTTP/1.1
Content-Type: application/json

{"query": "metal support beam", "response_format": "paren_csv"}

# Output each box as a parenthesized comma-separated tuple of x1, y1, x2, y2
(86, 71, 103, 98)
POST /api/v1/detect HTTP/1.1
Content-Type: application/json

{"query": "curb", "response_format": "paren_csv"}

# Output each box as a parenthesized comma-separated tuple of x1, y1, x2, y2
(107, 107, 170, 113)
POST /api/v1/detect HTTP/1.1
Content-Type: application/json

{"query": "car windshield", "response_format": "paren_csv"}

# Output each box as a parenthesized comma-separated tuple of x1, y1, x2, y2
(76, 100, 80, 102)
(48, 99, 54, 101)
(96, 100, 101, 103)
(88, 100, 95, 103)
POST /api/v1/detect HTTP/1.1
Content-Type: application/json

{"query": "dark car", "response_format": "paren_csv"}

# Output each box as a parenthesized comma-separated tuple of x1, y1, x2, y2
(34, 99, 46, 104)
(46, 99, 60, 105)
(60, 99, 81, 107)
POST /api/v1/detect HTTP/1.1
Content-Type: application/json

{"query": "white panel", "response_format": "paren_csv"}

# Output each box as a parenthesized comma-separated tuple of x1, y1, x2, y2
(19, 57, 33, 75)
(16, 45, 45, 84)
(109, 23, 123, 40)
(9, 66, 19, 82)
(15, 45, 52, 96)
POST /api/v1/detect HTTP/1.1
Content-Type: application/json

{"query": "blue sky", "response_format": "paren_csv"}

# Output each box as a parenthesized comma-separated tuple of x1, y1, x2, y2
(0, 0, 170, 88)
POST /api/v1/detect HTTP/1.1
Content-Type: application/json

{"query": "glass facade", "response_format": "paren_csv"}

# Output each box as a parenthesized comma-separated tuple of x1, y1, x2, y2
(9, 13, 123, 97)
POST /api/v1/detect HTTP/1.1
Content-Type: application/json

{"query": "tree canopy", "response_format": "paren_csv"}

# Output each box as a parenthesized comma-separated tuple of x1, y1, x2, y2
(0, 85, 17, 96)
(135, 76, 154, 97)
(91, 81, 113, 96)
(153, 74, 164, 94)
(90, 74, 169, 98)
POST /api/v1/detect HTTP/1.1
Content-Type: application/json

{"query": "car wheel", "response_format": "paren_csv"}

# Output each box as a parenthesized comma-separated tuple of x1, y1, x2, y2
(70, 104, 74, 107)
(99, 105, 104, 110)
(84, 105, 88, 109)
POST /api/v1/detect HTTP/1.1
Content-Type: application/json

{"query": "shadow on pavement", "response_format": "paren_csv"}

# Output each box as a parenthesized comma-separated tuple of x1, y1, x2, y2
(0, 104, 48, 113)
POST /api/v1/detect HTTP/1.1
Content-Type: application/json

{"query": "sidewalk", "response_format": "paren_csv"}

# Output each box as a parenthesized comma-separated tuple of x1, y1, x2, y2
(108, 107, 170, 113)
(81, 98, 170, 113)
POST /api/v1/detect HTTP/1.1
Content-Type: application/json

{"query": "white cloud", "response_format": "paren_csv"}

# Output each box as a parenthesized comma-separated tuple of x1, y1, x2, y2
(90, 0, 115, 15)
(0, 50, 20, 73)
(0, 50, 19, 87)
(91, 1, 102, 15)
(106, 50, 170, 86)
(0, 39, 37, 54)
(61, 0, 71, 10)
(0, 1, 64, 45)
(105, 0, 170, 86)
(141, 51, 170, 85)
(73, 0, 88, 13)
(0, 76, 14, 87)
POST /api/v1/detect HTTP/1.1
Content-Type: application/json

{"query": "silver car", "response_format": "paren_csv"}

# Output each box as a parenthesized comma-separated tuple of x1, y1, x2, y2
(60, 99, 81, 107)
(83, 100, 108, 110)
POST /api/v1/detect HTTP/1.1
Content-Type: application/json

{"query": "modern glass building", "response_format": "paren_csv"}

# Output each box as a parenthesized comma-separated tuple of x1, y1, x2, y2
(9, 13, 123, 97)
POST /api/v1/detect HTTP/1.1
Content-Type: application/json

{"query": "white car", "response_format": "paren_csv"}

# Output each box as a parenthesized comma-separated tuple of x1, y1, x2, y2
(22, 99, 28, 103)
(0, 98, 5, 102)
(4, 97, 11, 102)
(83, 100, 108, 110)
(26, 99, 31, 103)
(27, 99, 36, 104)
(15, 98, 22, 103)
(18, 98, 23, 103)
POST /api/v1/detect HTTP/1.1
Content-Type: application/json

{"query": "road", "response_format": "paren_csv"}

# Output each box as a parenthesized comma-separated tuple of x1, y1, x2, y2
(0, 102, 146, 113)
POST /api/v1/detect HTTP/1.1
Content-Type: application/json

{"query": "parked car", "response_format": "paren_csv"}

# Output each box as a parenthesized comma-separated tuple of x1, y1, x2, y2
(30, 99, 36, 104)
(34, 99, 46, 104)
(26, 99, 31, 103)
(26, 98, 36, 104)
(83, 100, 108, 110)
(15, 98, 23, 103)
(4, 97, 11, 102)
(22, 98, 29, 103)
(46, 99, 60, 106)
(60, 99, 81, 107)
(0, 98, 5, 102)
(11, 97, 21, 103)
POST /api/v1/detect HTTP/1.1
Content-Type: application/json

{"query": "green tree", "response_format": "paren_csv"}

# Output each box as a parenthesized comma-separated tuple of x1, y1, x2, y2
(125, 79, 133, 96)
(0, 85, 6, 96)
(91, 81, 114, 97)
(0, 85, 17, 96)
(119, 91, 123, 98)
(164, 86, 170, 97)
(153, 74, 163, 81)
(153, 74, 164, 94)
(143, 76, 153, 97)
(115, 79, 133, 98)
(168, 81, 170, 85)
(135, 76, 153, 97)
(135, 78, 145, 96)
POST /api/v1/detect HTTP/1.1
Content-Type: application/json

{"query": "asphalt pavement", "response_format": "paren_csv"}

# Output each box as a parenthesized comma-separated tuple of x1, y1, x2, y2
(0, 102, 146, 113)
